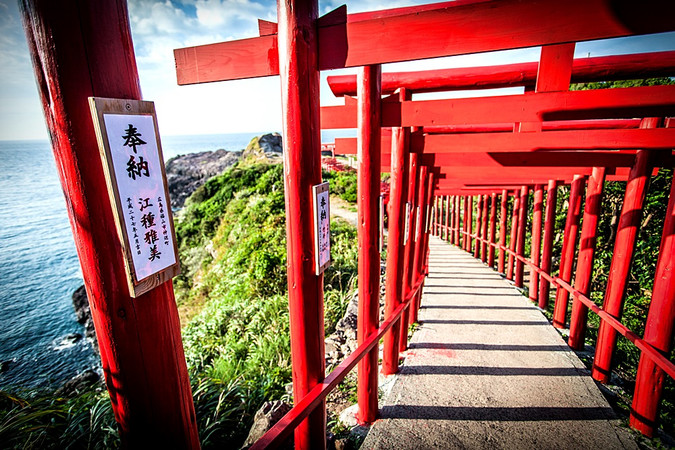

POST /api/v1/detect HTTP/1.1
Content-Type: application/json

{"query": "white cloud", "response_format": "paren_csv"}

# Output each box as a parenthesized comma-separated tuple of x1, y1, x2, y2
(2, 0, 675, 141)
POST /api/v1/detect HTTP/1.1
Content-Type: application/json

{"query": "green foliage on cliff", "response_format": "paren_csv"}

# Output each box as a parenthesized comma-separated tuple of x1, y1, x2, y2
(174, 161, 357, 446)
(323, 169, 358, 204)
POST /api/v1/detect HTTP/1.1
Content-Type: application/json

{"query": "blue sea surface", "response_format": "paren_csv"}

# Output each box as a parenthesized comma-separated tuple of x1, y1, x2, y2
(0, 133, 257, 389)
(0, 130, 351, 389)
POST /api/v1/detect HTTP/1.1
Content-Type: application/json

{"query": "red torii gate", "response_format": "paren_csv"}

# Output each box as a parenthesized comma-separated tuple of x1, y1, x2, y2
(19, 0, 675, 447)
(172, 0, 675, 448)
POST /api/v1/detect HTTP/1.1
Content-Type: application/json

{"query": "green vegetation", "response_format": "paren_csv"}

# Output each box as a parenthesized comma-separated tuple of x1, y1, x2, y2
(323, 168, 358, 204)
(173, 161, 358, 445)
(0, 389, 118, 449)
(1, 161, 358, 448)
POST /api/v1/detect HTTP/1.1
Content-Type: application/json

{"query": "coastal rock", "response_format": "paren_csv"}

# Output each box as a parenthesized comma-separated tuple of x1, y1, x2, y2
(241, 133, 283, 163)
(325, 292, 359, 369)
(0, 359, 12, 373)
(165, 148, 242, 209)
(72, 285, 98, 355)
(243, 400, 293, 449)
(55, 369, 101, 397)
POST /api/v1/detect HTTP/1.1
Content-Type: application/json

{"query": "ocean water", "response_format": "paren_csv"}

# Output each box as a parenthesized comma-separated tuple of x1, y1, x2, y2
(0, 130, 352, 389)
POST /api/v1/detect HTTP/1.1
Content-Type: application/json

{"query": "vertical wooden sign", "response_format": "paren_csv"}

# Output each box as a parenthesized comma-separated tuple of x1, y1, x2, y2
(89, 97, 180, 297)
(379, 195, 385, 252)
(313, 182, 331, 275)
(404, 202, 411, 245)
(415, 206, 421, 242)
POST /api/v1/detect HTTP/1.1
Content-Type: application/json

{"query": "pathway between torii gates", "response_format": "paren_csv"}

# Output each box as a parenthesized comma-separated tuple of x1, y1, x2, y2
(362, 236, 637, 449)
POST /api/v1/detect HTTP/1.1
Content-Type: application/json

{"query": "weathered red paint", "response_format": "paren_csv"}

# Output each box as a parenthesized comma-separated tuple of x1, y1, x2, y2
(277, 0, 326, 446)
(383, 89, 411, 376)
(356, 64, 381, 425)
(630, 176, 675, 436)
(552, 175, 586, 329)
(539, 180, 559, 309)
(535, 43, 575, 93)
(506, 190, 520, 280)
(593, 119, 660, 383)
(568, 167, 606, 350)
(20, 1, 199, 447)
(529, 185, 544, 302)
(498, 191, 508, 273)
(514, 186, 530, 288)
(488, 193, 497, 267)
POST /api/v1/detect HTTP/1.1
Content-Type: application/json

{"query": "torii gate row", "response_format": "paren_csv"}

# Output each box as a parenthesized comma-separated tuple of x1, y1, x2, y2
(321, 51, 675, 423)
(172, 0, 675, 448)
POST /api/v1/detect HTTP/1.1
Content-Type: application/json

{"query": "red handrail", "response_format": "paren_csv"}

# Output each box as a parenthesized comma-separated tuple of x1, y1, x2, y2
(441, 223, 675, 378)
(251, 273, 427, 449)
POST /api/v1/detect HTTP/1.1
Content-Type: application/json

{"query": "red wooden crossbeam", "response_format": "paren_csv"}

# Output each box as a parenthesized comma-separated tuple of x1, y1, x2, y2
(321, 85, 675, 129)
(326, 51, 675, 97)
(423, 119, 643, 134)
(174, 0, 675, 84)
(338, 139, 675, 168)
(417, 128, 675, 153)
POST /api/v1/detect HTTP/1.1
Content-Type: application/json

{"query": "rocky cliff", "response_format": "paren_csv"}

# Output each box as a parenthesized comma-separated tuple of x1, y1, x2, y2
(165, 149, 242, 209)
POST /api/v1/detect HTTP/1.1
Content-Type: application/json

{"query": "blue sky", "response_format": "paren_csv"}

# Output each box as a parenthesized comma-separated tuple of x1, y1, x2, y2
(1, 0, 674, 141)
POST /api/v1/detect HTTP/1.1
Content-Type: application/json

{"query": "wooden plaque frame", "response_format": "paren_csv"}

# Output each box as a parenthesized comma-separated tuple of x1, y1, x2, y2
(312, 182, 331, 275)
(89, 97, 180, 298)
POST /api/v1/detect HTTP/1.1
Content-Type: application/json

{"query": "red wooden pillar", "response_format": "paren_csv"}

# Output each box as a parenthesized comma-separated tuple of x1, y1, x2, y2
(539, 180, 559, 309)
(488, 192, 497, 268)
(498, 190, 508, 273)
(278, 0, 326, 446)
(383, 89, 411, 376)
(445, 195, 451, 241)
(515, 186, 529, 288)
(463, 196, 469, 251)
(481, 195, 489, 262)
(432, 196, 437, 236)
(553, 175, 586, 328)
(506, 190, 520, 280)
(593, 119, 658, 382)
(356, 64, 381, 425)
(454, 195, 461, 245)
(20, 2, 199, 447)
(419, 172, 435, 315)
(399, 151, 419, 352)
(569, 167, 606, 350)
(468, 196, 474, 253)
(474, 195, 483, 258)
(529, 185, 544, 302)
(411, 166, 430, 325)
(630, 175, 675, 437)
(448, 195, 454, 244)
(438, 195, 443, 239)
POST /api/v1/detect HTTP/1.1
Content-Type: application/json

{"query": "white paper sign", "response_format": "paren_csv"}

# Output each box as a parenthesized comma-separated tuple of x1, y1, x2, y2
(404, 202, 411, 245)
(379, 195, 384, 253)
(415, 206, 421, 242)
(313, 182, 331, 275)
(103, 114, 177, 280)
